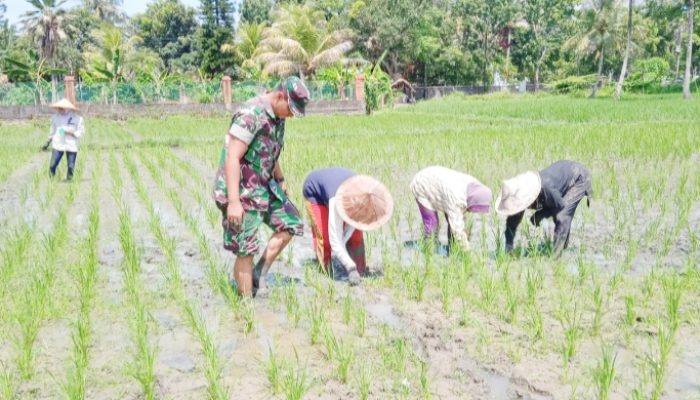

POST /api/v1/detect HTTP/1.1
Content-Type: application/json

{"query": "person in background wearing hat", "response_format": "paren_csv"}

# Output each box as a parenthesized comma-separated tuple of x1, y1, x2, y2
(212, 77, 310, 297)
(410, 166, 492, 254)
(496, 160, 592, 256)
(302, 168, 393, 286)
(47, 99, 84, 180)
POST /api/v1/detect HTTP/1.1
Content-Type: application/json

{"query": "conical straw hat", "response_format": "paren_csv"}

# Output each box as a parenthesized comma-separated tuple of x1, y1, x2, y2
(495, 171, 542, 216)
(335, 175, 394, 231)
(49, 98, 79, 111)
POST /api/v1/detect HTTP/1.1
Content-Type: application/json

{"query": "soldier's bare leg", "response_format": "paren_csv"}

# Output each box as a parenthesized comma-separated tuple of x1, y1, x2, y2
(253, 231, 293, 294)
(234, 255, 254, 296)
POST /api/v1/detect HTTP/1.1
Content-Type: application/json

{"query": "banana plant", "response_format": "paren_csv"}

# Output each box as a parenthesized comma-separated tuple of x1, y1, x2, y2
(4, 50, 67, 105)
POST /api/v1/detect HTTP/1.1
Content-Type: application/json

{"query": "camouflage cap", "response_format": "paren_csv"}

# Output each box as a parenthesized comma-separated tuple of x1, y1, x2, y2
(283, 76, 310, 117)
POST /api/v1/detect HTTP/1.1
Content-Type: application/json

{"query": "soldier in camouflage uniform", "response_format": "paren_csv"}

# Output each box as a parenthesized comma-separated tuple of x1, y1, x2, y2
(213, 77, 310, 296)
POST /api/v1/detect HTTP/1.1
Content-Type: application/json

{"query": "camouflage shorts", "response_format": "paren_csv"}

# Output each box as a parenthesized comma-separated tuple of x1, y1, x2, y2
(219, 196, 304, 256)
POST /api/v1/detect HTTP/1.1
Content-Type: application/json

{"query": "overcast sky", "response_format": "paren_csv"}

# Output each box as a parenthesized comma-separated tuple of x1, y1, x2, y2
(4, 0, 203, 25)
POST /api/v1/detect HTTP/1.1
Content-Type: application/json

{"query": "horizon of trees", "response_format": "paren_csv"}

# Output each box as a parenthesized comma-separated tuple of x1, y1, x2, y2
(0, 0, 697, 99)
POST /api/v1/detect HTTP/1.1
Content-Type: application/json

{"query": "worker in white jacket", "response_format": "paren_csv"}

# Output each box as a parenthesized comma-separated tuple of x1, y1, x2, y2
(47, 99, 84, 180)
(410, 166, 492, 252)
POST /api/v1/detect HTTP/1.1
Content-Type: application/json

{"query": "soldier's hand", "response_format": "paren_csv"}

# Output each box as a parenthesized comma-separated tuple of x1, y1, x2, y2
(280, 180, 289, 195)
(227, 201, 244, 226)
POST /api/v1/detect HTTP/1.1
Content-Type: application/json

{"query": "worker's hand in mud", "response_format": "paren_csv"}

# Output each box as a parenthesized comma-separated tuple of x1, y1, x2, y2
(227, 201, 244, 226)
(348, 269, 361, 286)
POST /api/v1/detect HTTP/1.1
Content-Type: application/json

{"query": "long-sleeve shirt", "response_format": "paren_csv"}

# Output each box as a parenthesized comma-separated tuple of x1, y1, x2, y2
(505, 160, 592, 253)
(302, 168, 358, 271)
(49, 112, 84, 153)
(409, 166, 482, 249)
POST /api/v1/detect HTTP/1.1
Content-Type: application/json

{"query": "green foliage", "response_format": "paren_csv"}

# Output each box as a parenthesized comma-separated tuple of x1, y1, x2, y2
(551, 74, 598, 93)
(131, 0, 198, 72)
(624, 57, 670, 91)
(363, 51, 391, 114)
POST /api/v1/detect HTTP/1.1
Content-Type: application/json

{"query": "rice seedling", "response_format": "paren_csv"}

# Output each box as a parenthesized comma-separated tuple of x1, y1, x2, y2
(590, 278, 605, 336)
(264, 344, 285, 395)
(560, 302, 582, 366)
(282, 352, 312, 400)
(0, 365, 16, 400)
(418, 358, 432, 400)
(649, 322, 675, 400)
(241, 297, 256, 335)
(341, 292, 353, 325)
(333, 336, 354, 384)
(477, 269, 497, 312)
(662, 274, 683, 334)
(355, 362, 372, 400)
(353, 302, 367, 337)
(307, 295, 327, 345)
(284, 284, 302, 327)
(591, 344, 617, 400)
(439, 264, 451, 313)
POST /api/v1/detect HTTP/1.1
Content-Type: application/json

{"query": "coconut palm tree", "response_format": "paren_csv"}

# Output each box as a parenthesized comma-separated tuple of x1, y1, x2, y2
(682, 0, 694, 99)
(81, 0, 124, 23)
(20, 0, 69, 65)
(565, 0, 624, 98)
(255, 3, 354, 78)
(614, 0, 633, 99)
(221, 22, 266, 78)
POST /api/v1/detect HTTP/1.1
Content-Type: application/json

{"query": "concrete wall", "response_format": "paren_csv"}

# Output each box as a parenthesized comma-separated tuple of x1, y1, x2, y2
(0, 100, 364, 120)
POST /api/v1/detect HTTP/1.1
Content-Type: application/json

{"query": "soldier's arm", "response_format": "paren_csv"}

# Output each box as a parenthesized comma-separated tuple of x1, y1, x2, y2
(224, 138, 249, 205)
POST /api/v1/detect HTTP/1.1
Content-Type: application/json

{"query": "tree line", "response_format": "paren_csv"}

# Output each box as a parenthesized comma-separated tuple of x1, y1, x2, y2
(0, 0, 697, 99)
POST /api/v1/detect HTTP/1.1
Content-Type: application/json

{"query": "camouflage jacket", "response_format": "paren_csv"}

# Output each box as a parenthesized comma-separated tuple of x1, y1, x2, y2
(212, 97, 287, 211)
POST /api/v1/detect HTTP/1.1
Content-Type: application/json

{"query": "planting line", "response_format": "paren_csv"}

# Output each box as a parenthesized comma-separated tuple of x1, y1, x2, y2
(59, 148, 102, 399)
(0, 153, 88, 395)
(109, 149, 158, 400)
(122, 150, 230, 399)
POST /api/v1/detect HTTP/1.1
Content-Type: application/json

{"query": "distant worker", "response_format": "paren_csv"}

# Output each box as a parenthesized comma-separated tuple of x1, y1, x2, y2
(212, 77, 310, 297)
(496, 160, 592, 256)
(47, 99, 84, 180)
(303, 168, 393, 285)
(410, 166, 492, 253)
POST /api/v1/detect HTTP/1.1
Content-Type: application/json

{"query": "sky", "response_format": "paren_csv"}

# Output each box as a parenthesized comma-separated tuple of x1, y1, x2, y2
(4, 0, 202, 25)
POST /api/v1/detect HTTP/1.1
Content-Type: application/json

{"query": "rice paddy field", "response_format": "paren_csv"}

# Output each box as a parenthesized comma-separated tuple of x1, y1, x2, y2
(0, 93, 699, 400)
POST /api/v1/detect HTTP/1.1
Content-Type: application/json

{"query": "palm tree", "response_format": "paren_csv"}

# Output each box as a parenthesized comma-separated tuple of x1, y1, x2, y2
(565, 0, 624, 98)
(81, 0, 124, 23)
(255, 3, 354, 78)
(221, 22, 266, 78)
(20, 0, 68, 63)
(614, 0, 634, 99)
(682, 0, 694, 99)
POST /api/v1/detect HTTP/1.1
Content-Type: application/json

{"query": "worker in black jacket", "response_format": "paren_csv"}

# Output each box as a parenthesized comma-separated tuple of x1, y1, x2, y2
(495, 160, 592, 255)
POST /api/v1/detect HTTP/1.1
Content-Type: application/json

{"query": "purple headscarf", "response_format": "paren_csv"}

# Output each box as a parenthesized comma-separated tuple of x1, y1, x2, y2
(467, 182, 492, 213)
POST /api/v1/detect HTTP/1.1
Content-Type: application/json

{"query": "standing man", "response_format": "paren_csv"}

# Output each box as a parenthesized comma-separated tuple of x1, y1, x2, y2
(303, 168, 394, 285)
(496, 160, 592, 256)
(410, 166, 492, 253)
(212, 77, 310, 297)
(47, 99, 84, 180)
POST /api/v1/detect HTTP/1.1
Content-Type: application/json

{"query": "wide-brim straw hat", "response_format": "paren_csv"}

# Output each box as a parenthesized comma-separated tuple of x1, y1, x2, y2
(495, 171, 542, 216)
(335, 175, 394, 231)
(49, 98, 79, 111)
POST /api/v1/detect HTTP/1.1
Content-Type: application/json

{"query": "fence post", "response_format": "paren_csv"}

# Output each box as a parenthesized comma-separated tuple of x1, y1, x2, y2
(355, 74, 365, 102)
(222, 76, 232, 109)
(65, 76, 76, 104)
